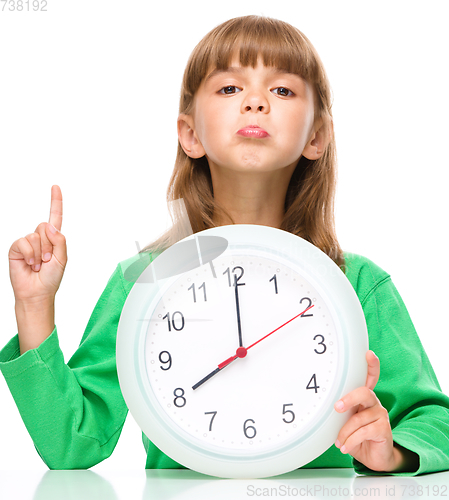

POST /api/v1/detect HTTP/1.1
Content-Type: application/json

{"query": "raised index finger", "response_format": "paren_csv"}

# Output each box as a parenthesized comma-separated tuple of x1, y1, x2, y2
(49, 184, 63, 231)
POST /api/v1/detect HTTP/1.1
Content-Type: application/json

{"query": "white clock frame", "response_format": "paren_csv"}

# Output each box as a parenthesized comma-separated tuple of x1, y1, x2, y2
(117, 225, 368, 478)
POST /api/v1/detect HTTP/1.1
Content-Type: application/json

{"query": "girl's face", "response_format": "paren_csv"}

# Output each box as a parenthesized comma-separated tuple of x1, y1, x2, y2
(178, 55, 326, 175)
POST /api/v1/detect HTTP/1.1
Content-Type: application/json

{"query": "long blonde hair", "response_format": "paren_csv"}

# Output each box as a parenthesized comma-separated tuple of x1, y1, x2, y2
(142, 15, 344, 269)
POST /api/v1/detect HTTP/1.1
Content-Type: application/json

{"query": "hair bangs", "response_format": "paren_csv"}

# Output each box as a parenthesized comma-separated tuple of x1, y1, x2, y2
(181, 16, 322, 114)
(221, 20, 318, 82)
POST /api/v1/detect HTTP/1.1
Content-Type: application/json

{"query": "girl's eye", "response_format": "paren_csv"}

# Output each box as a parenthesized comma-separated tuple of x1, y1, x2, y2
(219, 86, 241, 95)
(272, 87, 294, 97)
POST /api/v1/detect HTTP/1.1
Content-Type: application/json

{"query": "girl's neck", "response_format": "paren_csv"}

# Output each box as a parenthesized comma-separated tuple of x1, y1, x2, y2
(210, 167, 294, 229)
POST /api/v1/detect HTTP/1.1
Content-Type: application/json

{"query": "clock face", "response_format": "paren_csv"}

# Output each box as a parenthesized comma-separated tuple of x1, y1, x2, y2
(145, 250, 341, 451)
(117, 225, 368, 478)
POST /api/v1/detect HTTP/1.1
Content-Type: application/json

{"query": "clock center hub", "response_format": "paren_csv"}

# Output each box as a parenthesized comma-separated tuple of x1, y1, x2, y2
(236, 347, 248, 358)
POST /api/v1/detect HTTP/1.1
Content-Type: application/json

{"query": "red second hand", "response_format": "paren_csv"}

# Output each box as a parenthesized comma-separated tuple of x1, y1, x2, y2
(217, 304, 314, 369)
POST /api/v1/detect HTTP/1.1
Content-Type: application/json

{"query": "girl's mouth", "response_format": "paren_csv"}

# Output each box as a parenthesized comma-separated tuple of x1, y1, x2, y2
(237, 126, 270, 139)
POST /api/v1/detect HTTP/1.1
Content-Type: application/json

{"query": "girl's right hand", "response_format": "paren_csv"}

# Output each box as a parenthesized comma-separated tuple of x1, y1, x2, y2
(8, 185, 67, 304)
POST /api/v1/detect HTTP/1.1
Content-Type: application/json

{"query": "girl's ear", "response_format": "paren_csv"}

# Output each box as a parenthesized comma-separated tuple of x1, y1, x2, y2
(302, 117, 333, 160)
(177, 114, 206, 159)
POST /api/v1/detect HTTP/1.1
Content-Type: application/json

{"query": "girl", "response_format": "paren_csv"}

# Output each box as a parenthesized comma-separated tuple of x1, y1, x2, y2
(2, 15, 449, 475)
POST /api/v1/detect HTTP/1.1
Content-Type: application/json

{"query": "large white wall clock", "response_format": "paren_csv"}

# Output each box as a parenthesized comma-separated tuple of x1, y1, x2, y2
(117, 224, 368, 478)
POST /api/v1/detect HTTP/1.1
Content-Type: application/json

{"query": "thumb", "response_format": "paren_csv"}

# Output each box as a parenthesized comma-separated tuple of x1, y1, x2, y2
(45, 222, 67, 267)
(365, 350, 380, 391)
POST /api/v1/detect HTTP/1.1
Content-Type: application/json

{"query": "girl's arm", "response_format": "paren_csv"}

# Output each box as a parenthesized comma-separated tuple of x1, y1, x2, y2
(8, 185, 66, 354)
(0, 262, 131, 469)
(340, 254, 449, 476)
(2, 185, 132, 469)
(334, 350, 420, 473)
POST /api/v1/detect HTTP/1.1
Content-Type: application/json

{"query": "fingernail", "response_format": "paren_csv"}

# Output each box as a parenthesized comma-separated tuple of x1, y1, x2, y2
(32, 264, 41, 272)
(340, 445, 347, 454)
(335, 400, 344, 411)
(29, 258, 34, 265)
(43, 253, 52, 261)
(49, 224, 57, 234)
(335, 439, 341, 449)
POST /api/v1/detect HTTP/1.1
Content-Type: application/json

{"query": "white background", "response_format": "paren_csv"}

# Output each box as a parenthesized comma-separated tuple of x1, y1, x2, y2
(0, 0, 448, 473)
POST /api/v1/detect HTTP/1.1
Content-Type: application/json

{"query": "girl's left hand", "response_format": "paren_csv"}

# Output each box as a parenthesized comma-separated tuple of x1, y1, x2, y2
(334, 350, 414, 472)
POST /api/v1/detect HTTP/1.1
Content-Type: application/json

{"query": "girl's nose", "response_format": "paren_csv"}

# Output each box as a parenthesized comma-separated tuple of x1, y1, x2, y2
(241, 90, 270, 113)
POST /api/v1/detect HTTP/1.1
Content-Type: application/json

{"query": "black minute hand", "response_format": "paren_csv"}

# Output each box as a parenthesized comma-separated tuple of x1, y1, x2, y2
(234, 273, 244, 347)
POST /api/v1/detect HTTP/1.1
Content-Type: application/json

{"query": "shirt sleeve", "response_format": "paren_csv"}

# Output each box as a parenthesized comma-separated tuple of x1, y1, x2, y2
(352, 276, 449, 476)
(0, 263, 130, 469)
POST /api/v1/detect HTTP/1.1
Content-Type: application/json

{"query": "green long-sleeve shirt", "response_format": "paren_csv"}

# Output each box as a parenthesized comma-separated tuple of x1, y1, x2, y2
(1, 252, 449, 475)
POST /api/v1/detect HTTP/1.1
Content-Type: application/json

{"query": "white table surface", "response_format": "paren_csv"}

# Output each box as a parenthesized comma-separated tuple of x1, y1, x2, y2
(1, 469, 449, 500)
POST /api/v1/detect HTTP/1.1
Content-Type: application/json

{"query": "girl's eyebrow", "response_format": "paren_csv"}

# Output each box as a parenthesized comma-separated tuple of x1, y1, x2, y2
(204, 67, 244, 83)
(204, 66, 300, 84)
